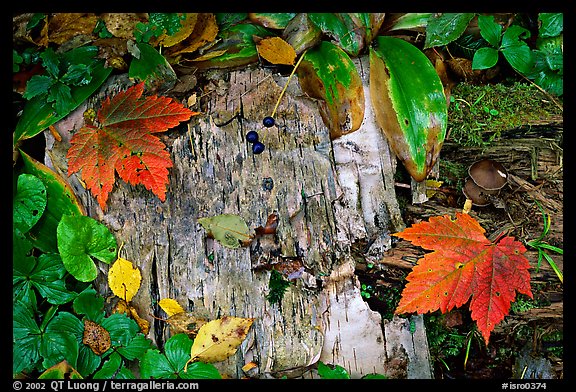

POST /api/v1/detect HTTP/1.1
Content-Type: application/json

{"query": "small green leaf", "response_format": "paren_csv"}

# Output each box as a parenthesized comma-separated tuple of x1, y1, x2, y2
(128, 42, 177, 90)
(538, 13, 563, 38)
(424, 13, 476, 49)
(477, 14, 502, 48)
(93, 352, 122, 379)
(387, 13, 433, 31)
(140, 349, 177, 379)
(73, 286, 105, 322)
(249, 13, 296, 29)
(22, 75, 54, 100)
(101, 313, 140, 348)
(198, 214, 252, 249)
(180, 361, 222, 379)
(57, 214, 117, 282)
(501, 41, 534, 74)
(472, 47, 499, 70)
(19, 150, 85, 253)
(317, 361, 350, 379)
(116, 334, 154, 361)
(13, 173, 47, 235)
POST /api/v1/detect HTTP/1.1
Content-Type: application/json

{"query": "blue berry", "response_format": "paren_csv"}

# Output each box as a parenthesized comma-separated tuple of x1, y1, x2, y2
(252, 141, 265, 154)
(263, 116, 275, 128)
(246, 130, 259, 143)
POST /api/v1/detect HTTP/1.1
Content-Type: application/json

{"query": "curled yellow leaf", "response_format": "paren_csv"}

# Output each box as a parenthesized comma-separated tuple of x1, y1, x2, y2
(108, 258, 142, 302)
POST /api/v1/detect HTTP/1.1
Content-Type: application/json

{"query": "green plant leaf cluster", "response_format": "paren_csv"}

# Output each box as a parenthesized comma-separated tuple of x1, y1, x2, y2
(134, 13, 186, 43)
(317, 361, 387, 379)
(140, 334, 221, 379)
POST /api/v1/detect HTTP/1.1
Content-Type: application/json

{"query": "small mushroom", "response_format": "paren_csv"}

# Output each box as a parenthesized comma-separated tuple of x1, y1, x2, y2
(462, 159, 508, 213)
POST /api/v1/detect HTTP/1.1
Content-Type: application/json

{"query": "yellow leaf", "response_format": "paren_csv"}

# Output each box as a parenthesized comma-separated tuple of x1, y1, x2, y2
(425, 179, 444, 198)
(256, 37, 296, 65)
(158, 298, 185, 316)
(190, 316, 255, 363)
(108, 258, 142, 302)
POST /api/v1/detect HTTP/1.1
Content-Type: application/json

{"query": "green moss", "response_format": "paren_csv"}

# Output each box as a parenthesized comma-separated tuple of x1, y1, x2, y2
(447, 81, 563, 147)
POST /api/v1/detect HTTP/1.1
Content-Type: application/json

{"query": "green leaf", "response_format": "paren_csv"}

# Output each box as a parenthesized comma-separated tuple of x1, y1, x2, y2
(198, 213, 252, 249)
(93, 352, 122, 379)
(13, 302, 42, 374)
(41, 324, 79, 370)
(424, 13, 476, 49)
(472, 47, 499, 70)
(22, 75, 54, 100)
(538, 13, 563, 38)
(370, 36, 448, 182)
(116, 334, 154, 361)
(362, 373, 388, 379)
(57, 214, 117, 282)
(73, 286, 105, 322)
(501, 41, 534, 74)
(19, 150, 85, 253)
(61, 64, 93, 86)
(477, 14, 502, 48)
(128, 42, 177, 90)
(317, 361, 350, 379)
(308, 13, 363, 56)
(40, 48, 61, 78)
(13, 253, 77, 305)
(180, 362, 222, 379)
(14, 46, 112, 146)
(13, 173, 47, 235)
(164, 333, 193, 373)
(296, 41, 365, 139)
(101, 313, 140, 348)
(140, 349, 178, 379)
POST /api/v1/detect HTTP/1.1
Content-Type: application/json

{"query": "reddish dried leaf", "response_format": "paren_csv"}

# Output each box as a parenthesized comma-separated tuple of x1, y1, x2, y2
(67, 82, 197, 210)
(394, 213, 532, 344)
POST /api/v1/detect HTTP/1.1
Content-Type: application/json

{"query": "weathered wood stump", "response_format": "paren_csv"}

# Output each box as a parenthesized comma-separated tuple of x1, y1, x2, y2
(45, 56, 433, 379)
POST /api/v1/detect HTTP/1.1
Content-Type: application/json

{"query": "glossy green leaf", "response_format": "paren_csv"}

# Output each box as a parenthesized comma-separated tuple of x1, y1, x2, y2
(128, 42, 177, 90)
(308, 13, 364, 56)
(296, 41, 365, 139)
(477, 14, 502, 48)
(13, 173, 47, 235)
(41, 312, 81, 370)
(538, 13, 563, 38)
(198, 213, 252, 249)
(13, 252, 77, 305)
(501, 25, 534, 74)
(13, 301, 42, 374)
(13, 46, 112, 147)
(317, 361, 350, 379)
(57, 214, 118, 282)
(370, 36, 447, 182)
(424, 13, 475, 49)
(472, 47, 499, 70)
(20, 150, 85, 253)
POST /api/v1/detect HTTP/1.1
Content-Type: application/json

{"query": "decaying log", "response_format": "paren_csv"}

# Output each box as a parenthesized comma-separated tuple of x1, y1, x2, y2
(44, 56, 432, 378)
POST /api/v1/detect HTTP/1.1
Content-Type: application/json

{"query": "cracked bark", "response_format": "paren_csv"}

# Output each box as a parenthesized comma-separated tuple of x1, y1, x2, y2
(45, 56, 432, 379)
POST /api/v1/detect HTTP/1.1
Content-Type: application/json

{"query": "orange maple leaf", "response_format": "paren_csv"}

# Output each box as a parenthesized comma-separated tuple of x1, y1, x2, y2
(393, 212, 532, 344)
(67, 82, 197, 210)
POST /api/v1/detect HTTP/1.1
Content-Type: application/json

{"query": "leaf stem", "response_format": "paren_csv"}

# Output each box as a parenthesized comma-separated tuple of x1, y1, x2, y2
(271, 50, 308, 118)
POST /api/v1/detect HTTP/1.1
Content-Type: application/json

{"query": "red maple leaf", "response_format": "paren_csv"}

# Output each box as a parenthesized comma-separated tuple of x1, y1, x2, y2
(66, 82, 197, 210)
(393, 212, 532, 344)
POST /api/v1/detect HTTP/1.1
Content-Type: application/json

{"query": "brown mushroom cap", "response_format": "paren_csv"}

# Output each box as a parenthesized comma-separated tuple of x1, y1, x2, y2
(468, 159, 508, 191)
(462, 177, 499, 206)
